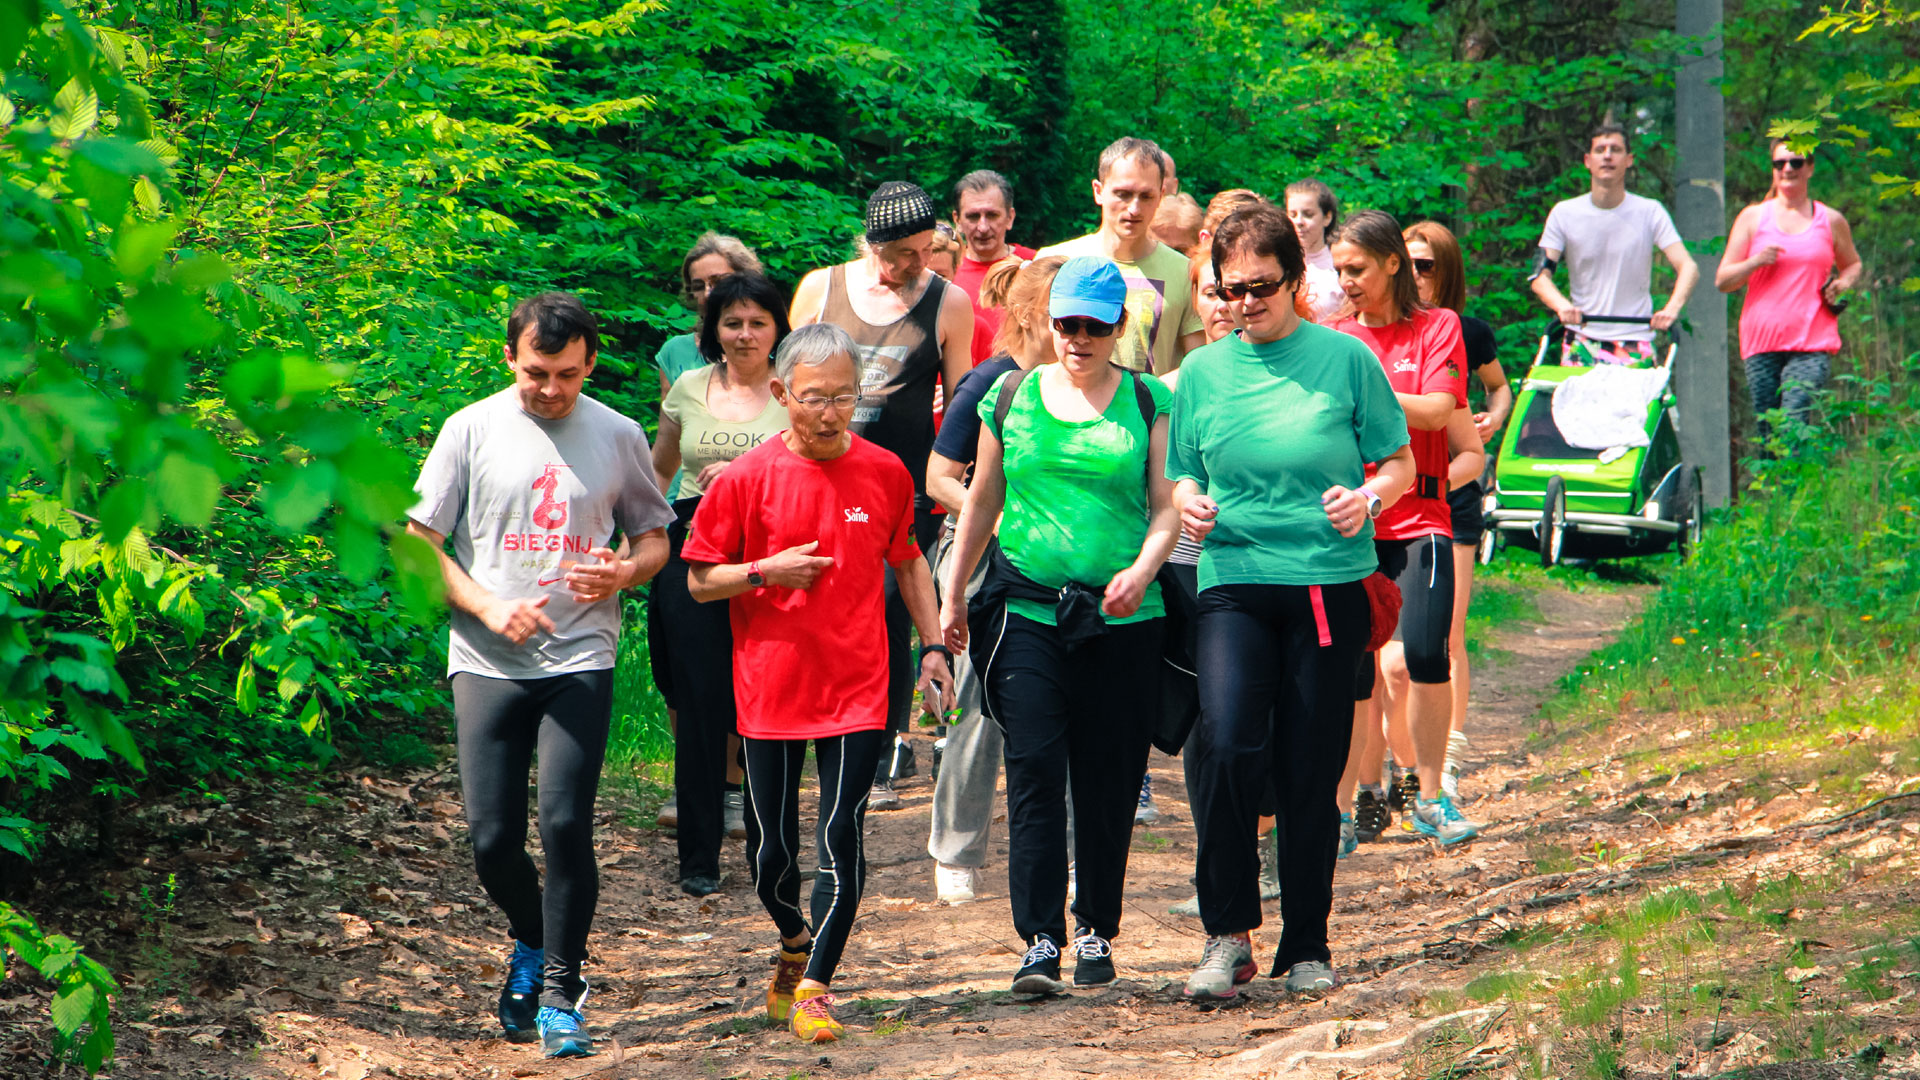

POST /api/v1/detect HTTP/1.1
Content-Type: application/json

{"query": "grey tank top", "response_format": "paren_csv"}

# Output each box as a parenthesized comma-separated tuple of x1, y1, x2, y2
(818, 264, 947, 495)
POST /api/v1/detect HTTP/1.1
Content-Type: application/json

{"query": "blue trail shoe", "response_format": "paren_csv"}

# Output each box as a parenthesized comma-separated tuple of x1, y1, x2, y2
(497, 940, 542, 1043)
(537, 1004, 595, 1058)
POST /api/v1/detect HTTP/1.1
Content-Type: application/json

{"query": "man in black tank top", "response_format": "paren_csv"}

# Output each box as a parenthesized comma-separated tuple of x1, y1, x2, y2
(790, 181, 976, 802)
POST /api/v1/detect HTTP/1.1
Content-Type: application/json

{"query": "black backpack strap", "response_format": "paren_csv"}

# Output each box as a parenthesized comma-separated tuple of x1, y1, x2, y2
(1132, 371, 1157, 428)
(990, 368, 1029, 441)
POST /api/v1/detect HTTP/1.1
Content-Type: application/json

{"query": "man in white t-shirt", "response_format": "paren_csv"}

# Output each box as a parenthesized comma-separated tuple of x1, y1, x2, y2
(1037, 137, 1204, 376)
(1530, 123, 1700, 365)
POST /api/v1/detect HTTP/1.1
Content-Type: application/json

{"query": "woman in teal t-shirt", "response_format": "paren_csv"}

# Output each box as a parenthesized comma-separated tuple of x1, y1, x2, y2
(937, 257, 1179, 996)
(1167, 205, 1415, 1003)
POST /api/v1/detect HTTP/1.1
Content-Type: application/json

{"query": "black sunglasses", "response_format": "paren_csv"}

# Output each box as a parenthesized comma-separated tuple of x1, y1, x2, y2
(1772, 156, 1809, 171)
(1217, 280, 1287, 301)
(1411, 258, 1437, 275)
(1052, 316, 1118, 337)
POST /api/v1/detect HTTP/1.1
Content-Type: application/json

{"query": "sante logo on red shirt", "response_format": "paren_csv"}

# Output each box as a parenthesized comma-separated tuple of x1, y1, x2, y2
(844, 507, 870, 523)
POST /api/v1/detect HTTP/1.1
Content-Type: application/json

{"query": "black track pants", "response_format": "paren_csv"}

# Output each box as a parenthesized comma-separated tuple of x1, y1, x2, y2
(1377, 535, 1454, 684)
(1189, 582, 1369, 971)
(742, 729, 887, 986)
(983, 612, 1161, 946)
(453, 669, 612, 1008)
(652, 510, 737, 883)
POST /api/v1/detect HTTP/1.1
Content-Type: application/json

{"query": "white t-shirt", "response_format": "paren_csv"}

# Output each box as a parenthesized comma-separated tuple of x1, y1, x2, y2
(1302, 245, 1344, 323)
(410, 389, 676, 679)
(1539, 192, 1683, 342)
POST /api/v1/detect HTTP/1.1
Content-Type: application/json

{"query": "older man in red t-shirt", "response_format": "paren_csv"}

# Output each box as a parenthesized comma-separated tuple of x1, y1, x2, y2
(684, 322, 954, 1045)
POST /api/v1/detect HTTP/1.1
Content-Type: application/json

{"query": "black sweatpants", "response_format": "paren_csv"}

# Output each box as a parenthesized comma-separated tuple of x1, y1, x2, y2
(742, 729, 887, 986)
(453, 669, 613, 1009)
(652, 505, 737, 883)
(1190, 582, 1369, 972)
(980, 611, 1161, 946)
(878, 506, 943, 780)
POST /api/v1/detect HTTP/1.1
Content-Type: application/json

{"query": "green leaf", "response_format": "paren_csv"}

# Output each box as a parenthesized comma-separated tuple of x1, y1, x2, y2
(264, 463, 336, 531)
(389, 530, 447, 622)
(97, 483, 148, 544)
(49, 983, 96, 1037)
(73, 137, 164, 177)
(49, 79, 99, 140)
(156, 453, 221, 526)
(133, 176, 162, 215)
(277, 655, 314, 703)
(114, 221, 177, 279)
(0, 0, 40, 72)
(295, 694, 324, 736)
(235, 661, 258, 715)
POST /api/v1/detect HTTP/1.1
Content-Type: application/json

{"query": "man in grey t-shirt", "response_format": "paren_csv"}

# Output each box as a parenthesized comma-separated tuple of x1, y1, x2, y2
(1530, 122, 1700, 365)
(406, 292, 672, 1058)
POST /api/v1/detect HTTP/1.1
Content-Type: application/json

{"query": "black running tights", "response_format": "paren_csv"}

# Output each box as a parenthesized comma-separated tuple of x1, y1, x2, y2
(453, 669, 612, 1009)
(742, 729, 887, 986)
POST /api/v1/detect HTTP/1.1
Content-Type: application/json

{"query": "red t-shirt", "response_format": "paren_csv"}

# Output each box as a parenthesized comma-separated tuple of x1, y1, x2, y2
(954, 244, 1037, 351)
(1334, 307, 1469, 540)
(681, 434, 921, 740)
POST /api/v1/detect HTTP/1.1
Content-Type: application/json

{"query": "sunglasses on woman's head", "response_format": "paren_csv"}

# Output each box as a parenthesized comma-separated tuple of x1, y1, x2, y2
(1411, 258, 1437, 275)
(1217, 280, 1287, 301)
(1772, 156, 1808, 171)
(1052, 316, 1118, 337)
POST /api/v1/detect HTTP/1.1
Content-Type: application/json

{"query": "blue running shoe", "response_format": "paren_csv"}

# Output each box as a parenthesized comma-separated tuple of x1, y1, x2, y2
(537, 1005, 594, 1058)
(498, 940, 542, 1043)
(1410, 794, 1480, 845)
(1338, 812, 1358, 858)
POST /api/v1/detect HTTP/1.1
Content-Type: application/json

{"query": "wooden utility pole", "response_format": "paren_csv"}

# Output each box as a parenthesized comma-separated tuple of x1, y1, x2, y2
(1675, 0, 1731, 506)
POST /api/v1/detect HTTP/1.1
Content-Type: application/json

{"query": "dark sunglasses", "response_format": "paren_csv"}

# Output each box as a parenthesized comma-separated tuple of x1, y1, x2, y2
(1411, 258, 1437, 275)
(1772, 156, 1808, 171)
(1051, 316, 1118, 337)
(1217, 280, 1287, 301)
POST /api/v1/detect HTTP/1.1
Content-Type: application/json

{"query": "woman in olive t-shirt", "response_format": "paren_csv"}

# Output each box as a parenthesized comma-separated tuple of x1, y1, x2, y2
(647, 273, 790, 897)
(937, 257, 1179, 996)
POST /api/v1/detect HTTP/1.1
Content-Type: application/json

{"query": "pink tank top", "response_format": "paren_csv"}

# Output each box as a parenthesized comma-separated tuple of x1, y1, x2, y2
(1738, 200, 1840, 357)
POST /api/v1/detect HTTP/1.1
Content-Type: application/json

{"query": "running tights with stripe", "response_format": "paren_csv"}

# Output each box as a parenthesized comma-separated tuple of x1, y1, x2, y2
(1377, 534, 1454, 684)
(453, 669, 612, 1009)
(742, 729, 887, 986)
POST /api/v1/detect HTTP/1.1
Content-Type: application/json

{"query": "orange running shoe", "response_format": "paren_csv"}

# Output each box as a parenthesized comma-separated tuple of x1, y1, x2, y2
(766, 944, 810, 1020)
(789, 987, 843, 1043)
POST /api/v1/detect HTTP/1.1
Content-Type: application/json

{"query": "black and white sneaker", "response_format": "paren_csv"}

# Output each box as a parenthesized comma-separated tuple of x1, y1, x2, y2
(1011, 935, 1067, 996)
(1070, 928, 1115, 987)
(1386, 767, 1419, 813)
(1353, 788, 1390, 843)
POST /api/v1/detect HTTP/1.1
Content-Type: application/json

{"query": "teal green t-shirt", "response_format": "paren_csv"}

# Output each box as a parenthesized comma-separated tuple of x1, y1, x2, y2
(653, 334, 707, 499)
(653, 334, 706, 384)
(1166, 323, 1409, 590)
(979, 368, 1172, 626)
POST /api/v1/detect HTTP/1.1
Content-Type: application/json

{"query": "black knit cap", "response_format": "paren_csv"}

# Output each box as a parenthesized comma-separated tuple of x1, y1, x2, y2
(864, 181, 938, 244)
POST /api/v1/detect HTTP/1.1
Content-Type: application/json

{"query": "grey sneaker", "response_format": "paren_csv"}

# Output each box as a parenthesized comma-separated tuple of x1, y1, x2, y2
(1183, 934, 1256, 1002)
(655, 798, 679, 830)
(1258, 827, 1281, 901)
(868, 779, 902, 811)
(1411, 794, 1479, 845)
(1134, 774, 1161, 825)
(723, 789, 747, 839)
(1283, 960, 1337, 994)
(1168, 894, 1200, 918)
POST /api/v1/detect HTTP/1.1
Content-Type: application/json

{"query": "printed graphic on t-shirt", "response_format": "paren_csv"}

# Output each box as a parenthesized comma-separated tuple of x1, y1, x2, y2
(495, 463, 603, 580)
(1116, 271, 1169, 374)
(852, 344, 911, 424)
(844, 506, 870, 523)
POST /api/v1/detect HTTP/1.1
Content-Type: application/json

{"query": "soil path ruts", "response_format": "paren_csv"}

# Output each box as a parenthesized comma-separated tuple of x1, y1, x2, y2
(23, 585, 1641, 1080)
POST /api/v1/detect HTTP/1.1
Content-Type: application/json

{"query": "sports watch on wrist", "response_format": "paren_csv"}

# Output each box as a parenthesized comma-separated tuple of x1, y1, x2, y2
(747, 560, 766, 588)
(1360, 488, 1384, 520)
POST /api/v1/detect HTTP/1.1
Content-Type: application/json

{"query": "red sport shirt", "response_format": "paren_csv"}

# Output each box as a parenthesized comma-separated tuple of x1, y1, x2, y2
(681, 434, 922, 740)
(1334, 306, 1470, 541)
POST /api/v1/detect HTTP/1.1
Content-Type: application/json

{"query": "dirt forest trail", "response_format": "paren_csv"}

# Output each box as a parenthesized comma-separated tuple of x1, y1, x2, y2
(22, 584, 1649, 1080)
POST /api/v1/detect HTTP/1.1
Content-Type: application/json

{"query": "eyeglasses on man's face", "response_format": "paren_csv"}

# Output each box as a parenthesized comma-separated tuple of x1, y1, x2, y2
(791, 393, 860, 412)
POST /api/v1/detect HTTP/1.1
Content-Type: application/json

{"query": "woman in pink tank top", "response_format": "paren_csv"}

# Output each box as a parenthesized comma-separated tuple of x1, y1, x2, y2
(1717, 141, 1863, 450)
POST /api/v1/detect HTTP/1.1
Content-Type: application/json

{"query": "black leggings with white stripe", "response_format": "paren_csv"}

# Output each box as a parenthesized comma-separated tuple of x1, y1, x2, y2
(741, 729, 887, 986)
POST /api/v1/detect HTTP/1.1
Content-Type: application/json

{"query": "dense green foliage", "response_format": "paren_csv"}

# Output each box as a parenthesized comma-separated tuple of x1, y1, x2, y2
(2, 0, 1916, 1070)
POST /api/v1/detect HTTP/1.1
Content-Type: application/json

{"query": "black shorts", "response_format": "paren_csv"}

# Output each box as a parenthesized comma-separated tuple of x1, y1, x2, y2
(1449, 481, 1484, 547)
(1371, 535, 1455, 686)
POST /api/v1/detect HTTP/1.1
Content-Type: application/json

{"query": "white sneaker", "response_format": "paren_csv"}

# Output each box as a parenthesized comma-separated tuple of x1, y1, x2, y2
(1066, 860, 1077, 904)
(723, 790, 747, 839)
(935, 863, 982, 904)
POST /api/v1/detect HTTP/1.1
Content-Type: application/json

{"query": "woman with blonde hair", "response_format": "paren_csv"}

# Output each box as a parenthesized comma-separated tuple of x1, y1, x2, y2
(1716, 141, 1863, 449)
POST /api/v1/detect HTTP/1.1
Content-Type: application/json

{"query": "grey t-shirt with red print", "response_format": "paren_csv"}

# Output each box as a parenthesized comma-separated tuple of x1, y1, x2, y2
(409, 388, 675, 679)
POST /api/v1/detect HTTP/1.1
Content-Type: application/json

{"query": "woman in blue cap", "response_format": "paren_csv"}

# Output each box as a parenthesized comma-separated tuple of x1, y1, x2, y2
(937, 256, 1180, 995)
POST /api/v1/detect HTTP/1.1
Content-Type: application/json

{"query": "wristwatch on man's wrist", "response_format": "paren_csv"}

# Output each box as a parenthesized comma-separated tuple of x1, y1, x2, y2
(1360, 488, 1384, 520)
(747, 560, 766, 588)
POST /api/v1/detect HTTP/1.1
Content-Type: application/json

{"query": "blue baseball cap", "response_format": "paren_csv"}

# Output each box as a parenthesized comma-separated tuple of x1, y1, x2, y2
(1049, 257, 1128, 323)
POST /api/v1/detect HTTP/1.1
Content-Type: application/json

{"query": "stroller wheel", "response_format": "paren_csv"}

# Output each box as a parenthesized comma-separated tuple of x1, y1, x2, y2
(1539, 476, 1568, 568)
(1675, 465, 1703, 561)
